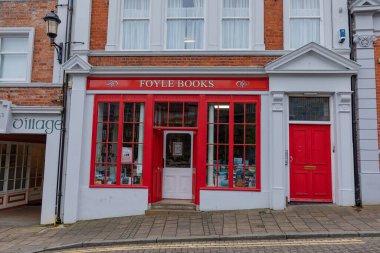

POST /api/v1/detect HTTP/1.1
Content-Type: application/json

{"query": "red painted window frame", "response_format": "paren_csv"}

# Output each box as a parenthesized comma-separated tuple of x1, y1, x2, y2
(90, 95, 149, 189)
(200, 95, 261, 192)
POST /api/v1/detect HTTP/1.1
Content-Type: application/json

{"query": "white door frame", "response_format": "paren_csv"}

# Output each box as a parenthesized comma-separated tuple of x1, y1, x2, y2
(162, 131, 194, 199)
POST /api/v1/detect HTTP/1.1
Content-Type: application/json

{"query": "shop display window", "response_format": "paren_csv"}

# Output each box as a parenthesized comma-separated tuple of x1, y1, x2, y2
(93, 100, 145, 187)
(206, 101, 259, 190)
(154, 102, 198, 127)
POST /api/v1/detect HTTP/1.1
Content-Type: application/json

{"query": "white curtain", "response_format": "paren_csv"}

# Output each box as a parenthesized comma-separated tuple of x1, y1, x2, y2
(0, 37, 28, 80)
(290, 0, 320, 49)
(123, 0, 150, 50)
(222, 0, 249, 49)
(167, 0, 204, 49)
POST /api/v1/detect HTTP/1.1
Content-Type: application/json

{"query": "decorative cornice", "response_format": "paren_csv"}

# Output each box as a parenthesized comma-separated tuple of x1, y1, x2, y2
(353, 34, 377, 48)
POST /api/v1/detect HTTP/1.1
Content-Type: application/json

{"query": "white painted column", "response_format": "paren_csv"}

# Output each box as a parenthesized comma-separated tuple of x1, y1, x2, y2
(40, 130, 60, 224)
(334, 93, 355, 206)
(270, 93, 286, 210)
(62, 75, 87, 224)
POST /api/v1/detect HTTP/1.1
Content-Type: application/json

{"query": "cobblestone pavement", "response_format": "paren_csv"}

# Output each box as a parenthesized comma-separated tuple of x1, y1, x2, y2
(53, 237, 380, 253)
(1, 205, 380, 253)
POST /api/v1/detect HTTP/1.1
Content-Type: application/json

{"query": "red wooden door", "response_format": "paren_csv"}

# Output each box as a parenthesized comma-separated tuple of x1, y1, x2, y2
(289, 125, 332, 202)
(152, 129, 163, 203)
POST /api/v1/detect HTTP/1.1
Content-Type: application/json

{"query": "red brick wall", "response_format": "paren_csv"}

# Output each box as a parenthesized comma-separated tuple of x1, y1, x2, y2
(264, 0, 284, 50)
(0, 88, 62, 106)
(0, 1, 56, 83)
(90, 0, 108, 50)
(89, 56, 279, 67)
(374, 39, 380, 147)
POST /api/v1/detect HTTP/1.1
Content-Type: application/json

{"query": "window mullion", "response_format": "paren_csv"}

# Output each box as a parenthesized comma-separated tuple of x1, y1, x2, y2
(116, 101, 123, 185)
(228, 102, 234, 188)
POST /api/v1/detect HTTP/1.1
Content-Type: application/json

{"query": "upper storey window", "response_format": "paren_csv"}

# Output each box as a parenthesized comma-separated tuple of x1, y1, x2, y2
(0, 28, 34, 83)
(222, 0, 250, 49)
(289, 0, 321, 49)
(107, 0, 264, 51)
(122, 0, 150, 50)
(166, 0, 204, 50)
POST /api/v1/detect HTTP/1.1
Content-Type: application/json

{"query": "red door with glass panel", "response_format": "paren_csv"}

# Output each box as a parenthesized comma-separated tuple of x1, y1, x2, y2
(289, 124, 332, 202)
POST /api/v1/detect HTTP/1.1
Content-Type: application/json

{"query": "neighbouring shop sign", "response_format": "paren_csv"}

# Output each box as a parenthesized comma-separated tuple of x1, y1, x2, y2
(87, 78, 269, 91)
(10, 116, 62, 134)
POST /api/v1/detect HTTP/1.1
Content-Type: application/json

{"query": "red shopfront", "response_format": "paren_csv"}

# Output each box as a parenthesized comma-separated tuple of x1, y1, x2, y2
(89, 78, 268, 205)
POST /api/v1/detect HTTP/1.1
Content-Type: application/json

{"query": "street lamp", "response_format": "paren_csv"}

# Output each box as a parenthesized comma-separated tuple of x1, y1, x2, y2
(43, 10, 63, 64)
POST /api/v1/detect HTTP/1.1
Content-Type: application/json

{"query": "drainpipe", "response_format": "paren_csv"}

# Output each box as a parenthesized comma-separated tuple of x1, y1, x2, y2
(55, 0, 74, 224)
(348, 3, 362, 207)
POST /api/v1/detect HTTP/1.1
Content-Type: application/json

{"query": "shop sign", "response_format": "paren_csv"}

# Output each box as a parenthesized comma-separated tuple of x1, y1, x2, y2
(88, 78, 269, 91)
(10, 117, 62, 134)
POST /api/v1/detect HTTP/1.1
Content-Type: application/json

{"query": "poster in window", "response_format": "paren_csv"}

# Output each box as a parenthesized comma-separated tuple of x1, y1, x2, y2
(121, 147, 132, 163)
(173, 142, 183, 156)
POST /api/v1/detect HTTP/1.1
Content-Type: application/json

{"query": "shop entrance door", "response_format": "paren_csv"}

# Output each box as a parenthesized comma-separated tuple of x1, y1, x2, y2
(289, 125, 332, 202)
(163, 131, 193, 199)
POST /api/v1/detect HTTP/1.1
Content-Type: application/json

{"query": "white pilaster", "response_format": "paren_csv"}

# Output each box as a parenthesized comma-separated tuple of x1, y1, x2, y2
(270, 92, 286, 210)
(40, 131, 61, 224)
(334, 93, 355, 206)
(62, 75, 87, 224)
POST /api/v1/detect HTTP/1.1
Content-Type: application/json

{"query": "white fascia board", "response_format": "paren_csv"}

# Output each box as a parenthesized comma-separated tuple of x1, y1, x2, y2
(11, 106, 62, 114)
(265, 70, 359, 74)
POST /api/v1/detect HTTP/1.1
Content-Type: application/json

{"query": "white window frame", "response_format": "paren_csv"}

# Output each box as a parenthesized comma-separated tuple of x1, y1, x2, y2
(0, 28, 34, 83)
(164, 0, 206, 51)
(284, 0, 331, 50)
(119, 0, 151, 51)
(219, 0, 252, 50)
(106, 0, 264, 51)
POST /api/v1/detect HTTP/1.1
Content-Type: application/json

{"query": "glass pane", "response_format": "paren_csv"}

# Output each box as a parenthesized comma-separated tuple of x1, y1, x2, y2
(121, 164, 132, 184)
(96, 143, 107, 163)
(15, 179, 21, 190)
(8, 180, 14, 190)
(217, 166, 229, 187)
(133, 123, 144, 143)
(218, 105, 229, 123)
(218, 145, 229, 165)
(95, 164, 105, 184)
(133, 144, 144, 163)
(167, 0, 204, 18)
(290, 18, 320, 48)
(107, 144, 118, 163)
(233, 146, 244, 166)
(290, 0, 320, 17)
(169, 103, 183, 127)
(133, 164, 142, 184)
(167, 20, 204, 49)
(124, 0, 150, 18)
(135, 103, 145, 122)
(123, 20, 149, 50)
(289, 97, 330, 121)
(184, 103, 198, 127)
(223, 0, 249, 17)
(234, 124, 244, 144)
(233, 166, 244, 187)
(29, 178, 36, 188)
(123, 123, 133, 143)
(245, 146, 256, 166)
(218, 124, 229, 144)
(106, 165, 117, 184)
(108, 123, 119, 142)
(124, 103, 134, 122)
(121, 145, 133, 164)
(0, 54, 27, 80)
(1, 37, 28, 52)
(154, 102, 168, 126)
(109, 103, 119, 122)
(246, 104, 256, 123)
(246, 167, 256, 188)
(246, 125, 256, 144)
(97, 123, 107, 142)
(16, 167, 22, 178)
(98, 103, 109, 122)
(36, 177, 42, 187)
(8, 166, 15, 180)
(0, 181, 3, 192)
(207, 145, 217, 165)
(21, 179, 26, 189)
(0, 168, 4, 180)
(222, 19, 249, 49)
(165, 133, 192, 168)
(234, 104, 244, 123)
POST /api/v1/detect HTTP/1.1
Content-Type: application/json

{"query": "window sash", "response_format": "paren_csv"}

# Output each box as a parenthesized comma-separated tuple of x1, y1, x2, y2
(0, 37, 29, 81)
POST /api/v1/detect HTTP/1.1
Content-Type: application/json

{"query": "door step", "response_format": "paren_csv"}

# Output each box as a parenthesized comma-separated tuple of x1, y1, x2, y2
(146, 199, 198, 215)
